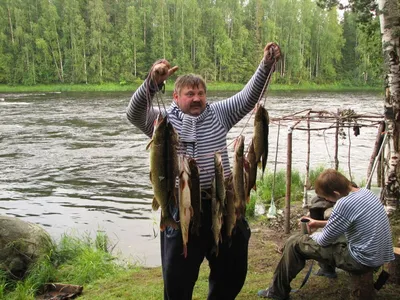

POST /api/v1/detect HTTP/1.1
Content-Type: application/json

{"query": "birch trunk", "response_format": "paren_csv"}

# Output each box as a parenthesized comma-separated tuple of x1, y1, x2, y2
(7, 4, 14, 44)
(378, 0, 400, 212)
(366, 122, 385, 186)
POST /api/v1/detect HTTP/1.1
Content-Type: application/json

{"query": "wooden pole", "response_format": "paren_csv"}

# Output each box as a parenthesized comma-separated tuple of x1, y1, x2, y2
(349, 271, 375, 300)
(303, 113, 311, 209)
(334, 110, 339, 170)
(285, 125, 293, 234)
(388, 246, 400, 284)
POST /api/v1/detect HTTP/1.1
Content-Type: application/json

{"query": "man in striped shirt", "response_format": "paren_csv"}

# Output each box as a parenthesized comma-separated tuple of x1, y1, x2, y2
(258, 169, 395, 299)
(127, 43, 281, 300)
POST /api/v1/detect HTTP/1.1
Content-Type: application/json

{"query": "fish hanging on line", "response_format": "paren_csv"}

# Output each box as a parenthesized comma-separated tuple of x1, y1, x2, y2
(178, 155, 193, 258)
(147, 114, 179, 231)
(253, 103, 269, 177)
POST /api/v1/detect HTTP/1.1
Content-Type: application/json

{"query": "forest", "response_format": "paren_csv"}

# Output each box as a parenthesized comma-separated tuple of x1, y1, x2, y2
(0, 0, 384, 86)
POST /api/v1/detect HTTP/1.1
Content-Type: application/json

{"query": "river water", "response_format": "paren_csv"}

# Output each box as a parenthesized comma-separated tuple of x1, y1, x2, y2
(0, 90, 384, 266)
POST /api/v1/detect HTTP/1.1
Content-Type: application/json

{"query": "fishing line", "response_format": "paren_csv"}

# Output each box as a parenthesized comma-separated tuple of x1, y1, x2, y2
(267, 120, 281, 218)
(236, 59, 277, 139)
(145, 61, 170, 126)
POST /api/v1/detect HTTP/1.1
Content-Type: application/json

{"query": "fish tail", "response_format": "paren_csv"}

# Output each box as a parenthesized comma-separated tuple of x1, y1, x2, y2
(183, 244, 188, 258)
(152, 197, 160, 211)
(160, 216, 178, 231)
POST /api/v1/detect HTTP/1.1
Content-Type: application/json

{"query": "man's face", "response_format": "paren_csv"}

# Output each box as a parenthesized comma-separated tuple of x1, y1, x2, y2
(173, 85, 206, 116)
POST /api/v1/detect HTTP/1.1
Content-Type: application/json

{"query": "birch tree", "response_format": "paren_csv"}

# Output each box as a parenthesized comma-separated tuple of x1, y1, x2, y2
(39, 0, 64, 82)
(88, 0, 110, 83)
(318, 0, 400, 210)
(378, 0, 400, 212)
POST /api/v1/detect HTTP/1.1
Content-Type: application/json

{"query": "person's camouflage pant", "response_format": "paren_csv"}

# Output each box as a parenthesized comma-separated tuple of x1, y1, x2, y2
(267, 233, 374, 299)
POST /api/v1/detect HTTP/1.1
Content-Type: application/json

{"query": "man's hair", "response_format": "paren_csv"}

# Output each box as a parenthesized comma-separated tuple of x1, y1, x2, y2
(315, 169, 352, 199)
(174, 74, 207, 95)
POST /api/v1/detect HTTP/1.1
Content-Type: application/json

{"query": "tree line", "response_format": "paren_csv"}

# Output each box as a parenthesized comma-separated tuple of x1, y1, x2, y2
(0, 0, 383, 86)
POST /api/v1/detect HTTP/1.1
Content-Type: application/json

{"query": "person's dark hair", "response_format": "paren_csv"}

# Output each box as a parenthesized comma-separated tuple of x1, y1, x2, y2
(174, 74, 206, 95)
(315, 169, 352, 199)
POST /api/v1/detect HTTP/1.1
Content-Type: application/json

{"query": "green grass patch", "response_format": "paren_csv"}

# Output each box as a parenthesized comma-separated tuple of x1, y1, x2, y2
(245, 166, 326, 219)
(1, 232, 129, 300)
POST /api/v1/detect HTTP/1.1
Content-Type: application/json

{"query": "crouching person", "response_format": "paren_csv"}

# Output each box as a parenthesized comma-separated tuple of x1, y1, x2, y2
(258, 169, 395, 299)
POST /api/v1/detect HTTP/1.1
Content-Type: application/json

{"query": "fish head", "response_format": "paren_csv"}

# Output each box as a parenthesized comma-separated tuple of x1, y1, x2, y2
(214, 151, 223, 168)
(152, 114, 168, 142)
(254, 103, 265, 122)
(167, 121, 179, 145)
(188, 158, 199, 173)
(233, 135, 245, 155)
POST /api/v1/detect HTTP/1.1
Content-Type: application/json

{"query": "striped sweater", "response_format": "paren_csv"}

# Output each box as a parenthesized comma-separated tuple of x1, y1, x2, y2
(311, 188, 395, 267)
(126, 60, 273, 188)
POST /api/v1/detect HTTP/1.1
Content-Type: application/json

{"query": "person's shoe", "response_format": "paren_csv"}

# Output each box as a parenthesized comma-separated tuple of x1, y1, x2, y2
(257, 288, 289, 299)
(315, 268, 337, 278)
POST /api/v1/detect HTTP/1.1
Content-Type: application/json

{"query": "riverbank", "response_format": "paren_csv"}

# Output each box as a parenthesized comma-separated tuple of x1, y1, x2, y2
(79, 212, 400, 300)
(0, 83, 382, 93)
(2, 207, 400, 299)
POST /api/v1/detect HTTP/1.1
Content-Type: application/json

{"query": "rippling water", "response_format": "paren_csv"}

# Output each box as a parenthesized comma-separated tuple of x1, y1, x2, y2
(0, 90, 383, 266)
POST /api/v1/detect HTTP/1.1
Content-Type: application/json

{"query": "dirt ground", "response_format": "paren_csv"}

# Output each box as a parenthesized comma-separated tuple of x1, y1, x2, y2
(242, 205, 400, 300)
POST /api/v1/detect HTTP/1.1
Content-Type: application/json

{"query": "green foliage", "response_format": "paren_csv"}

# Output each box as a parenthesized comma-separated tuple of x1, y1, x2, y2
(246, 191, 257, 218)
(0, 0, 387, 86)
(247, 166, 329, 216)
(0, 270, 8, 299)
(308, 165, 325, 188)
(255, 168, 304, 210)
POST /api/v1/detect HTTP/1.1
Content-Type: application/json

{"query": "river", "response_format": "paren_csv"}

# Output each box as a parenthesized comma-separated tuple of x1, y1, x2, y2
(0, 90, 384, 266)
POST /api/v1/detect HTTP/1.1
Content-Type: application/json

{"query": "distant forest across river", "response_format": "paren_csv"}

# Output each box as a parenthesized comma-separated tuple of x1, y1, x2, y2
(0, 0, 383, 87)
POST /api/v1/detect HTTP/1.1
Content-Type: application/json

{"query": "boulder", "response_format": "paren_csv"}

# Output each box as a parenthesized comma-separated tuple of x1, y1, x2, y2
(309, 195, 335, 220)
(0, 216, 53, 279)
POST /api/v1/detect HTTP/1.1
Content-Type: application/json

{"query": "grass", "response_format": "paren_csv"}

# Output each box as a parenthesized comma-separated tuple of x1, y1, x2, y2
(246, 167, 321, 218)
(0, 82, 383, 93)
(0, 232, 124, 300)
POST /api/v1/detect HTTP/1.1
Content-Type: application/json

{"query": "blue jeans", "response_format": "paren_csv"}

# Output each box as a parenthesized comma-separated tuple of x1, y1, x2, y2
(160, 199, 251, 300)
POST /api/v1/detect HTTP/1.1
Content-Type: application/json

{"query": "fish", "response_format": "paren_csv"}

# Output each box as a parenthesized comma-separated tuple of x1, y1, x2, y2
(178, 155, 193, 258)
(147, 114, 179, 231)
(189, 158, 201, 236)
(253, 103, 269, 177)
(224, 174, 236, 238)
(214, 151, 226, 205)
(245, 139, 258, 203)
(261, 108, 270, 176)
(233, 135, 246, 219)
(166, 120, 180, 206)
(211, 176, 223, 256)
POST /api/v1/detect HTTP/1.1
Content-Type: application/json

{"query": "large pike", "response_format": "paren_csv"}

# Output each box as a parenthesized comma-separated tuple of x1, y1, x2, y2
(253, 103, 269, 177)
(189, 158, 201, 236)
(233, 135, 246, 219)
(147, 114, 179, 231)
(179, 155, 193, 258)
